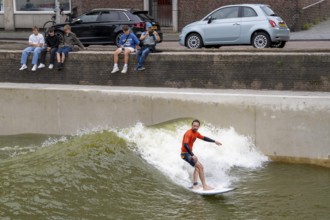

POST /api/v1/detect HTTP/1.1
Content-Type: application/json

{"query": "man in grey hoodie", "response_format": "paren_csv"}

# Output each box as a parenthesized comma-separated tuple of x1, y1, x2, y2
(56, 24, 85, 70)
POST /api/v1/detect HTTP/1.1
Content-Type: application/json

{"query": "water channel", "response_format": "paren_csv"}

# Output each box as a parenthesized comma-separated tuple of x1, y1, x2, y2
(0, 119, 329, 219)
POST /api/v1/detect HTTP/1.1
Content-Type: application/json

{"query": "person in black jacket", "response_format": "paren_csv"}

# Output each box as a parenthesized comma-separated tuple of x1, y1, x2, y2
(38, 27, 60, 70)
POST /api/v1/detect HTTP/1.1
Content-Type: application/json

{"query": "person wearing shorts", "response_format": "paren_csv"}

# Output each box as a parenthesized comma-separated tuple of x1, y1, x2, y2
(56, 24, 85, 70)
(111, 25, 140, 74)
(181, 119, 222, 190)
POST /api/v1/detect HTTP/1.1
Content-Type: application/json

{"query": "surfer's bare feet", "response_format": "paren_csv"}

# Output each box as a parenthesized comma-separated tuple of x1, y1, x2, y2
(203, 185, 214, 191)
(192, 185, 200, 190)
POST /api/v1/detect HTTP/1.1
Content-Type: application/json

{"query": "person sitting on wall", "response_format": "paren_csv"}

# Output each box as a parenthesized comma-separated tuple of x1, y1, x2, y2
(111, 25, 140, 74)
(135, 22, 160, 71)
(19, 26, 44, 71)
(56, 24, 85, 70)
(38, 27, 60, 70)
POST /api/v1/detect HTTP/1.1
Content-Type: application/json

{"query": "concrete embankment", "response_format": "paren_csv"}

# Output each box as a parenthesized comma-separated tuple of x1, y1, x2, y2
(1, 50, 330, 91)
(0, 83, 329, 168)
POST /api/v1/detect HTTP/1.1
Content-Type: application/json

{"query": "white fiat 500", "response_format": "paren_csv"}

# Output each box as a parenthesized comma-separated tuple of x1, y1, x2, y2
(179, 4, 290, 49)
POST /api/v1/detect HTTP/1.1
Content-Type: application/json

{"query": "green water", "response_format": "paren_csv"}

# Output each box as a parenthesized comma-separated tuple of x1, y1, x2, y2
(0, 126, 329, 220)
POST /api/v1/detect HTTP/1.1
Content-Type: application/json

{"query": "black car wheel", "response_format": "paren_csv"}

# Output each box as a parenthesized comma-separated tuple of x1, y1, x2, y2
(55, 31, 64, 43)
(270, 41, 286, 48)
(43, 21, 55, 35)
(115, 31, 124, 46)
(252, 32, 271, 48)
(186, 33, 203, 49)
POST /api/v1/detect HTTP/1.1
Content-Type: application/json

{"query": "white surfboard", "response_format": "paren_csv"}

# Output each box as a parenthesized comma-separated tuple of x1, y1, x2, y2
(190, 187, 235, 195)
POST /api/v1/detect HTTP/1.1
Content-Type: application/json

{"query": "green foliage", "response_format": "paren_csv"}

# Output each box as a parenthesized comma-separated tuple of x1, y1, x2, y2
(302, 23, 312, 30)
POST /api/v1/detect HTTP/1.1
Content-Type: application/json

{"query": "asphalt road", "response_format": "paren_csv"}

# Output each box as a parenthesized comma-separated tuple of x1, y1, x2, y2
(1, 39, 330, 52)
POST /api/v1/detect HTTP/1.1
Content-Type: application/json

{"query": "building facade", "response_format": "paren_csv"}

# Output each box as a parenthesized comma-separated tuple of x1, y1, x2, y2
(1, 0, 329, 31)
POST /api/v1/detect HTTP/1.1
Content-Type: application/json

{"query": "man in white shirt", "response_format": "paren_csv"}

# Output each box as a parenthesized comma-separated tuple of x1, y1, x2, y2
(19, 26, 44, 71)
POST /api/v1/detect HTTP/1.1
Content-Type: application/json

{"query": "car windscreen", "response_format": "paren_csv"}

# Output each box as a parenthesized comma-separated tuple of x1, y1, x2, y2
(260, 6, 277, 16)
(133, 11, 155, 21)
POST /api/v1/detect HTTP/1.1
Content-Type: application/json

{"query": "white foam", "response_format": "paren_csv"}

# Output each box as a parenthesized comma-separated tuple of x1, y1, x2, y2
(115, 122, 268, 189)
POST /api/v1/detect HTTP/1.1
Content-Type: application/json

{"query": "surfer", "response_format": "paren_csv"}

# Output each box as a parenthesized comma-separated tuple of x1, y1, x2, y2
(181, 119, 222, 190)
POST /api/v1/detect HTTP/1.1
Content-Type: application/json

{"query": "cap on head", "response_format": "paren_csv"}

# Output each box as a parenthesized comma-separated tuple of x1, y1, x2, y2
(146, 22, 152, 28)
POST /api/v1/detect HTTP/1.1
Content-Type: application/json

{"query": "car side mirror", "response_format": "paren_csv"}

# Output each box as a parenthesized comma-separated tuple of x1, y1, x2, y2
(207, 16, 213, 24)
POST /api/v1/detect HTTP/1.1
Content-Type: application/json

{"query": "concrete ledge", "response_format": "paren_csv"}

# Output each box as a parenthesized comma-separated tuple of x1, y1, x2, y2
(1, 50, 330, 91)
(1, 83, 329, 168)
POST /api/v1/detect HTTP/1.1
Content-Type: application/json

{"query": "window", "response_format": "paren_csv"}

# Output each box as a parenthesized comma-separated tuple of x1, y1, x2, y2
(98, 11, 129, 22)
(261, 6, 277, 16)
(79, 11, 99, 23)
(0, 0, 3, 12)
(243, 7, 257, 17)
(15, 0, 70, 12)
(210, 7, 239, 20)
(98, 11, 119, 22)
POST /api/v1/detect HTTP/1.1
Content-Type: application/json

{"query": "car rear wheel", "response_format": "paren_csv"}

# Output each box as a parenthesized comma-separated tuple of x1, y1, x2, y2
(55, 31, 64, 43)
(43, 21, 55, 35)
(270, 41, 286, 48)
(115, 31, 124, 46)
(252, 32, 271, 48)
(186, 33, 203, 49)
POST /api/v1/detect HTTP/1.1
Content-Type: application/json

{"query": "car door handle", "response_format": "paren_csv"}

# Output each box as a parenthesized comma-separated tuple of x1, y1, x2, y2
(233, 23, 240, 26)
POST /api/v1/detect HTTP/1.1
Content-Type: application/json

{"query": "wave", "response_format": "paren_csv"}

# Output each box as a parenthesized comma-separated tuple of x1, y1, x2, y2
(115, 119, 268, 189)
(0, 119, 268, 218)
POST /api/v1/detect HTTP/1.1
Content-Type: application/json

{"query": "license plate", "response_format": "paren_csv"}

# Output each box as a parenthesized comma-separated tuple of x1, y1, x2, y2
(279, 22, 287, 28)
(152, 26, 158, 30)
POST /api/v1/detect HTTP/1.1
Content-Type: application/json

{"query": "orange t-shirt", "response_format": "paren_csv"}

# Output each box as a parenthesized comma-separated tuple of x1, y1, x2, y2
(181, 129, 204, 153)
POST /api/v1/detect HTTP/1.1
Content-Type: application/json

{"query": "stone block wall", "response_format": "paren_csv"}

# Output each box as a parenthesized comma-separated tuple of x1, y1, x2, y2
(294, 0, 330, 31)
(1, 50, 330, 91)
(71, 0, 144, 15)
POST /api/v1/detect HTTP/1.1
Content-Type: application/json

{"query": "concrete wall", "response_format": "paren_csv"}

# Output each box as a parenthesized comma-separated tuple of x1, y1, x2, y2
(14, 14, 61, 29)
(1, 50, 330, 92)
(0, 83, 329, 167)
(0, 14, 4, 28)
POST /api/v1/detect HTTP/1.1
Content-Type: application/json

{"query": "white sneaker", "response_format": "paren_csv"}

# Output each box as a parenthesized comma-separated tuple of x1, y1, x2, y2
(111, 66, 119, 74)
(121, 66, 128, 74)
(31, 65, 37, 71)
(19, 64, 27, 71)
(38, 63, 45, 69)
(48, 64, 54, 69)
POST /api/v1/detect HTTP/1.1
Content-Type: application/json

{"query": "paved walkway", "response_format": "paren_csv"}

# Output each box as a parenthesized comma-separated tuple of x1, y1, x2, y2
(290, 18, 330, 41)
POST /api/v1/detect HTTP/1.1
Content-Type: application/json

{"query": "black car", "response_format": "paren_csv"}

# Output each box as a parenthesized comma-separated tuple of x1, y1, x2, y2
(52, 8, 163, 47)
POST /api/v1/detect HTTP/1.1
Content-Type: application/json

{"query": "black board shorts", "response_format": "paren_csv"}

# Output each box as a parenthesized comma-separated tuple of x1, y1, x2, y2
(181, 153, 196, 167)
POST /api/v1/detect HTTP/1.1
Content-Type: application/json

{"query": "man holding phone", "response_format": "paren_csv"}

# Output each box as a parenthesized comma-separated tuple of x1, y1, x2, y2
(136, 22, 160, 71)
